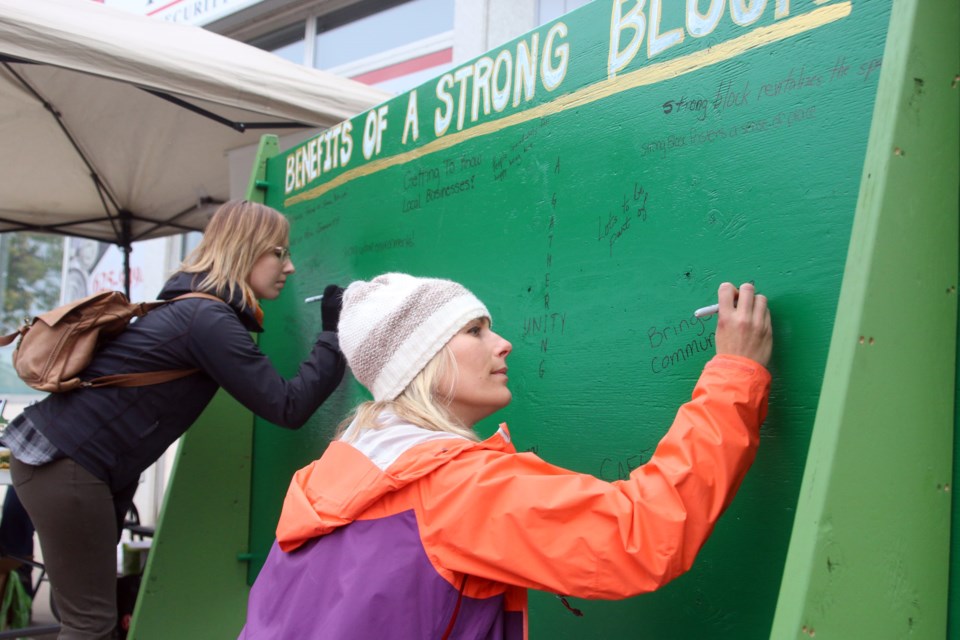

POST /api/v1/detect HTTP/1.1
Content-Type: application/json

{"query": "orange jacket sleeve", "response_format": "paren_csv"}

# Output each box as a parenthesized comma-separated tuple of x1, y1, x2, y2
(416, 354, 770, 599)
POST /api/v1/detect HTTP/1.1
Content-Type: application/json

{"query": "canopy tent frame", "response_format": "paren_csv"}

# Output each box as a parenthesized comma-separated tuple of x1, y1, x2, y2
(0, 54, 335, 296)
(0, 0, 390, 297)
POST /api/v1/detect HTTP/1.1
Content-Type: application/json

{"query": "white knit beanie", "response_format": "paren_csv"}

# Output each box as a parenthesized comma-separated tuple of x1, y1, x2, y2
(339, 273, 490, 401)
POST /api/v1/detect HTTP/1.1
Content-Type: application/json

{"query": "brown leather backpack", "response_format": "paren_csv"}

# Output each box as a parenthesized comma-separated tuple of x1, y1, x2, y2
(0, 290, 222, 393)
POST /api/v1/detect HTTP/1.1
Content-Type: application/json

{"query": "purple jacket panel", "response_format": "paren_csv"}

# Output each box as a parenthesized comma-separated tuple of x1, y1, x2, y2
(240, 510, 521, 639)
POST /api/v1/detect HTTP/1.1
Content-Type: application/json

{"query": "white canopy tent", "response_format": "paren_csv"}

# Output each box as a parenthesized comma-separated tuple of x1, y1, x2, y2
(0, 0, 389, 289)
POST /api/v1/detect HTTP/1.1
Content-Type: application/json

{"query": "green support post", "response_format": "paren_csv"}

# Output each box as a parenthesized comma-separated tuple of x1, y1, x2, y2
(245, 135, 280, 203)
(770, 0, 959, 637)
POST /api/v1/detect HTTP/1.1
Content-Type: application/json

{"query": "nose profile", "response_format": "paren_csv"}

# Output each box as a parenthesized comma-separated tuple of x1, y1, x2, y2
(495, 332, 512, 357)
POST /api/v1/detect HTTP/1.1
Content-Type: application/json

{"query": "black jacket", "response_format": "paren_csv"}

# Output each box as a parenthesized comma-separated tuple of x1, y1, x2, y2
(24, 272, 345, 492)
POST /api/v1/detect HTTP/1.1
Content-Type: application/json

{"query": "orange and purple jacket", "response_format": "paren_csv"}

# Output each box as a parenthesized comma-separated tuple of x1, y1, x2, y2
(240, 354, 770, 639)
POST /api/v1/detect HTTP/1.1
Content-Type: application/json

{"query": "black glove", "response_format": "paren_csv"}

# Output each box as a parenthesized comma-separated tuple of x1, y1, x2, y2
(321, 284, 344, 332)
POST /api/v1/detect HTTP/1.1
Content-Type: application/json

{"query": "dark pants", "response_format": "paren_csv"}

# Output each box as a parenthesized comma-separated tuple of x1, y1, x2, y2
(0, 487, 36, 592)
(11, 456, 136, 640)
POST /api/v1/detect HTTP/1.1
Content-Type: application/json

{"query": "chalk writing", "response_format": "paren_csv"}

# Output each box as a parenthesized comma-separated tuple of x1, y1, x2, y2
(598, 182, 650, 256)
(288, 192, 348, 223)
(650, 333, 716, 374)
(732, 107, 817, 135)
(858, 57, 883, 82)
(640, 134, 687, 159)
(644, 101, 821, 158)
(448, 154, 482, 174)
(522, 312, 567, 338)
(526, 157, 568, 380)
(597, 211, 629, 255)
(286, 207, 310, 223)
(492, 118, 549, 182)
(829, 56, 850, 82)
(403, 165, 441, 190)
(713, 78, 751, 113)
(426, 175, 476, 203)
(756, 66, 823, 100)
(402, 194, 421, 213)
(344, 233, 415, 257)
(633, 183, 649, 222)
(320, 192, 348, 207)
(400, 154, 480, 213)
(645, 54, 886, 157)
(660, 68, 822, 122)
(300, 216, 341, 241)
(661, 95, 710, 121)
(599, 451, 650, 481)
(648, 315, 711, 349)
(648, 311, 716, 375)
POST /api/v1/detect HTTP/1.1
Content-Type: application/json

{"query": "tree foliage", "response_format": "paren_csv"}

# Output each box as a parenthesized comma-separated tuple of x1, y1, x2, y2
(1, 233, 64, 333)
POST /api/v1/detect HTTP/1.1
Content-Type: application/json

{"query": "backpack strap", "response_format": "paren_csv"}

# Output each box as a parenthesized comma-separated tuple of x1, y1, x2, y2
(84, 369, 200, 389)
(81, 291, 228, 389)
(168, 292, 225, 305)
(0, 293, 225, 348)
(0, 327, 23, 348)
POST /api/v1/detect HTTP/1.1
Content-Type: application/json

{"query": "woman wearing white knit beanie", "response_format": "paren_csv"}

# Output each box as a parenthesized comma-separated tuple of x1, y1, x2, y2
(242, 276, 773, 640)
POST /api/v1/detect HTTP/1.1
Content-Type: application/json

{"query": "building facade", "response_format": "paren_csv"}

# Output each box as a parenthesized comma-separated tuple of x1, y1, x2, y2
(111, 0, 592, 94)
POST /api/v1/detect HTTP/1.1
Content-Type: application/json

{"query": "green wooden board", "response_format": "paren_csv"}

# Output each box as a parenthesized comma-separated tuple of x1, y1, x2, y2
(247, 1, 892, 636)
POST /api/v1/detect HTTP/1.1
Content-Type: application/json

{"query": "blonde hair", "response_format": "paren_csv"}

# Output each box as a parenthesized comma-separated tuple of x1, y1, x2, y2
(337, 344, 480, 442)
(179, 200, 290, 308)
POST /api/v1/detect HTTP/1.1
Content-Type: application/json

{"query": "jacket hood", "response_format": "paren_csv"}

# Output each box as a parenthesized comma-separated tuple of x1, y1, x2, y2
(276, 417, 515, 551)
(158, 271, 263, 332)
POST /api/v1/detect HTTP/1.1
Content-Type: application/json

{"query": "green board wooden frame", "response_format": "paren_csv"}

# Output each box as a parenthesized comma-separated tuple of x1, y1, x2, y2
(129, 1, 958, 638)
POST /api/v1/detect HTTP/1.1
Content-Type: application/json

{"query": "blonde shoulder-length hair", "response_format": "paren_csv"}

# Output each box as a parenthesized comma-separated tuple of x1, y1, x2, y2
(336, 344, 479, 442)
(179, 200, 290, 308)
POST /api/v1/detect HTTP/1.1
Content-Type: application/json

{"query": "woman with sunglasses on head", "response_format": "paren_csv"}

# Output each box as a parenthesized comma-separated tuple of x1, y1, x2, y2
(2, 200, 346, 640)
(241, 272, 772, 640)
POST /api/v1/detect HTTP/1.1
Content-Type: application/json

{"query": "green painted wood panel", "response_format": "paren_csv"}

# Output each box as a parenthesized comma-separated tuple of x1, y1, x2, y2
(247, 2, 900, 637)
(771, 0, 959, 637)
(129, 389, 253, 639)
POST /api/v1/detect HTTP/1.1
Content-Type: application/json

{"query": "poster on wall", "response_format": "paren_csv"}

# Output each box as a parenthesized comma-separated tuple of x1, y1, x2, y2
(61, 237, 172, 304)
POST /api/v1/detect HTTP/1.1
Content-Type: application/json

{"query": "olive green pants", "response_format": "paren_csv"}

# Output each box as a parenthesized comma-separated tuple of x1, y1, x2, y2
(11, 456, 134, 640)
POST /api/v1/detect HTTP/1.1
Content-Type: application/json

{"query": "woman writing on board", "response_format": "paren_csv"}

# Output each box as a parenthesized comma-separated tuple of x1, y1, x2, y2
(241, 273, 772, 640)
(2, 200, 346, 640)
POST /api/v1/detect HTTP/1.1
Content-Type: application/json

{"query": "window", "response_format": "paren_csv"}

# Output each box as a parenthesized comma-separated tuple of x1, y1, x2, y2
(249, 22, 307, 65)
(313, 0, 454, 70)
(538, 0, 593, 24)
